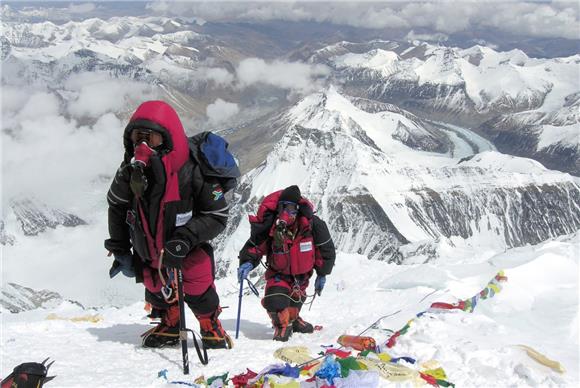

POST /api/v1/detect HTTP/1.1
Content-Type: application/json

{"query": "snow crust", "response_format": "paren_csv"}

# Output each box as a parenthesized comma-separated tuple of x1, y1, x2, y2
(2, 234, 578, 387)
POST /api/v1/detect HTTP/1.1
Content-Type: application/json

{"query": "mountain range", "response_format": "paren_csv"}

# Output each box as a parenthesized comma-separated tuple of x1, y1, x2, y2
(1, 11, 578, 303)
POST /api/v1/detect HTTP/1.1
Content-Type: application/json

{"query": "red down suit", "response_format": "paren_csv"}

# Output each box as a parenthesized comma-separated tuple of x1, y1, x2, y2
(238, 190, 336, 312)
(105, 101, 228, 318)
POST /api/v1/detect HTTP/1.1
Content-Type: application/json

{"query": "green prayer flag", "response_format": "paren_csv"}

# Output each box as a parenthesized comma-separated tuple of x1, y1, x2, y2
(337, 356, 363, 377)
(207, 372, 229, 385)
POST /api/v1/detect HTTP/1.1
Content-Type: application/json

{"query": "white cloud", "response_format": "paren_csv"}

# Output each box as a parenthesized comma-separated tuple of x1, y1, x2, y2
(2, 107, 126, 211)
(479, 3, 579, 40)
(145, 0, 170, 14)
(18, 92, 61, 121)
(206, 98, 239, 126)
(0, 72, 160, 211)
(64, 72, 157, 118)
(201, 67, 235, 86)
(406, 30, 449, 43)
(236, 58, 330, 94)
(145, 1, 580, 40)
(1, 86, 31, 117)
(68, 3, 96, 14)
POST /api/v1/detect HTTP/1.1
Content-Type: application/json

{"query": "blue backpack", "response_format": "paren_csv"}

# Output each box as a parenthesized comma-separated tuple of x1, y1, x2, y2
(188, 132, 241, 193)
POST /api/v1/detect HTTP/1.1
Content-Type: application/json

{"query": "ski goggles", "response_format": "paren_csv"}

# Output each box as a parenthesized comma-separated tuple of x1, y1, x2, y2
(130, 128, 164, 148)
(279, 201, 299, 215)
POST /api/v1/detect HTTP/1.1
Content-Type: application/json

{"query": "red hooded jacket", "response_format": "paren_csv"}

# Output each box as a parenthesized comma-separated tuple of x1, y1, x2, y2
(105, 101, 229, 272)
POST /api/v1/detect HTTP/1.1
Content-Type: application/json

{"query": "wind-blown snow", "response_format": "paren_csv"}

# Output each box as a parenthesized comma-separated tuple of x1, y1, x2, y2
(1, 234, 578, 387)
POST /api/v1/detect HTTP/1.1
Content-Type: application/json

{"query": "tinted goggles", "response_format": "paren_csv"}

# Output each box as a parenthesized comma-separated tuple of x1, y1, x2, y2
(130, 128, 164, 148)
(279, 201, 299, 215)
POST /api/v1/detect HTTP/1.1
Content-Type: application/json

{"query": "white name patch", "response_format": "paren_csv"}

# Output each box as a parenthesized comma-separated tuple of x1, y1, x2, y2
(300, 242, 313, 252)
(175, 211, 192, 227)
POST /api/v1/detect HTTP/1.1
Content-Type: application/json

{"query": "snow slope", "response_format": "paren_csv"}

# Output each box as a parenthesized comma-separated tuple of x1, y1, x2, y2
(2, 234, 578, 387)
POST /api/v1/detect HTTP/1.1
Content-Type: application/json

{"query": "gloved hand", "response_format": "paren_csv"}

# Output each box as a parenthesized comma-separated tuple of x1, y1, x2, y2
(109, 253, 135, 278)
(314, 275, 326, 296)
(162, 239, 190, 269)
(238, 247, 260, 264)
(238, 262, 254, 283)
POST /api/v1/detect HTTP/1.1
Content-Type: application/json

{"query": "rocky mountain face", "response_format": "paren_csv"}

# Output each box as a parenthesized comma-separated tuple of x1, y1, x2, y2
(2, 12, 578, 280)
(1, 283, 65, 313)
(478, 93, 580, 175)
(309, 43, 579, 176)
(214, 89, 580, 273)
(0, 200, 87, 245)
(0, 14, 299, 131)
(1, 17, 225, 121)
(0, 221, 15, 245)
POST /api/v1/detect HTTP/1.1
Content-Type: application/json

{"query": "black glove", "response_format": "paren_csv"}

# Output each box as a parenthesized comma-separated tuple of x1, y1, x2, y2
(162, 239, 190, 269)
(239, 248, 259, 264)
(109, 253, 135, 278)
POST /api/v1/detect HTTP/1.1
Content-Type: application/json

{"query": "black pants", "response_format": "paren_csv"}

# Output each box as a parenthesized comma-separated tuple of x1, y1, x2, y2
(262, 274, 309, 312)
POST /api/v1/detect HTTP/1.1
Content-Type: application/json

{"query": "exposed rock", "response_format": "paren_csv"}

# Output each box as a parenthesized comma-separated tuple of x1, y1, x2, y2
(0, 221, 15, 245)
(10, 199, 87, 236)
(0, 283, 72, 313)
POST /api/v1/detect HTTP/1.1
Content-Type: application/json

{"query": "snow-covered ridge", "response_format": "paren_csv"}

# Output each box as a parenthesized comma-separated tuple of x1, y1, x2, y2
(214, 88, 580, 275)
(323, 42, 580, 175)
(286, 87, 449, 154)
(332, 44, 579, 114)
(1, 16, 205, 64)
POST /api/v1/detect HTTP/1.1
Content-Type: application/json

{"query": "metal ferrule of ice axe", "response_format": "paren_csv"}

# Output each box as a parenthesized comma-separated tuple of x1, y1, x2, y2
(235, 276, 260, 339)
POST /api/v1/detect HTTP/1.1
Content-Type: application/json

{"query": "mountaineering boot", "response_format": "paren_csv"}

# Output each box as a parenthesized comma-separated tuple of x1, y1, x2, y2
(141, 304, 180, 348)
(288, 306, 314, 334)
(268, 309, 293, 341)
(196, 308, 233, 349)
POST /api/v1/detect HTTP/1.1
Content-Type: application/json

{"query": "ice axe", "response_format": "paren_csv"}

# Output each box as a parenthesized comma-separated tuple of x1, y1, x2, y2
(158, 251, 207, 374)
(175, 268, 208, 374)
(235, 276, 259, 339)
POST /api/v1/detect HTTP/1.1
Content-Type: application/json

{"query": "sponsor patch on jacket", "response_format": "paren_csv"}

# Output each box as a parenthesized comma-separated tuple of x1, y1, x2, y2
(175, 211, 192, 227)
(211, 184, 224, 201)
(300, 241, 313, 252)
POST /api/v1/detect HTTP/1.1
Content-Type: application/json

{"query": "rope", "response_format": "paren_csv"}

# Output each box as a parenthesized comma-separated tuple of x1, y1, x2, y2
(293, 288, 445, 369)
(261, 292, 317, 304)
(295, 308, 403, 368)
(157, 250, 178, 303)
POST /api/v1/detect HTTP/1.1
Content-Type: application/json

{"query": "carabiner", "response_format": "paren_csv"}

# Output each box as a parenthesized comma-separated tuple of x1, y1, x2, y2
(161, 284, 173, 300)
(246, 278, 260, 297)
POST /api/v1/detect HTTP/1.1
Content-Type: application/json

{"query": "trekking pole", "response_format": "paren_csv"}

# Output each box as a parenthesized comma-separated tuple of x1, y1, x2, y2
(176, 269, 190, 374)
(235, 278, 244, 339)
